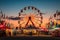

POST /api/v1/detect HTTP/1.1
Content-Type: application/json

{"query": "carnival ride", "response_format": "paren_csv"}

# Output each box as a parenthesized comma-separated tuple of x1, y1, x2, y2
(0, 6, 60, 37)
(10, 6, 46, 36)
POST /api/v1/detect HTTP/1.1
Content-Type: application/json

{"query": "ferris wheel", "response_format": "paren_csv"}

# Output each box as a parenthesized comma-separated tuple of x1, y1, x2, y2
(18, 6, 44, 28)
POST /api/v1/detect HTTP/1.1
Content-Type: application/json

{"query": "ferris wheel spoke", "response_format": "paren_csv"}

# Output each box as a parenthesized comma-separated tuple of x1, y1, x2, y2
(36, 17, 41, 18)
(19, 16, 27, 20)
(20, 22, 26, 25)
(33, 20, 40, 24)
(34, 15, 41, 18)
(35, 19, 42, 24)
(32, 19, 40, 24)
(34, 15, 40, 17)
(34, 18, 42, 24)
(36, 19, 41, 21)
(34, 18, 41, 21)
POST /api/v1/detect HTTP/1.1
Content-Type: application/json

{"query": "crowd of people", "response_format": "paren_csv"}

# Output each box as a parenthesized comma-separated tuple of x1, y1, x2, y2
(0, 19, 60, 37)
(0, 19, 11, 37)
(46, 20, 60, 37)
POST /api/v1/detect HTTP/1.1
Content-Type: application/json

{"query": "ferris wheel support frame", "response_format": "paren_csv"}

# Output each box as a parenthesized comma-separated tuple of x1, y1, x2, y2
(18, 6, 44, 28)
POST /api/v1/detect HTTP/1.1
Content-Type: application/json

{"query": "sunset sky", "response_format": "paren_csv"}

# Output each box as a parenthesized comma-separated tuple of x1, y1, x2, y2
(0, 0, 60, 16)
(0, 0, 60, 27)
